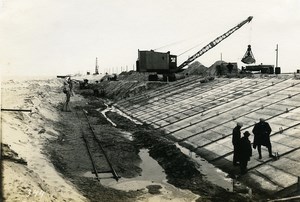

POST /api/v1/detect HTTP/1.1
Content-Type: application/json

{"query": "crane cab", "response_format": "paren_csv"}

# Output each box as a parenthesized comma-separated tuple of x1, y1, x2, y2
(136, 50, 177, 74)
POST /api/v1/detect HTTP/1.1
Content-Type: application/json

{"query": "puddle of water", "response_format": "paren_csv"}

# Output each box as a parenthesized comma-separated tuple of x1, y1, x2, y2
(100, 149, 167, 186)
(83, 171, 113, 180)
(120, 131, 134, 141)
(100, 149, 200, 201)
(83, 171, 95, 178)
(134, 149, 167, 182)
(111, 105, 142, 125)
(97, 103, 142, 127)
(96, 105, 117, 127)
(175, 143, 233, 191)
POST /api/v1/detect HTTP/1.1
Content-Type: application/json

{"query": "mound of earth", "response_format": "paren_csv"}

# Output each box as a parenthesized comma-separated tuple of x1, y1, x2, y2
(183, 61, 208, 76)
(207, 60, 239, 76)
(85, 80, 167, 101)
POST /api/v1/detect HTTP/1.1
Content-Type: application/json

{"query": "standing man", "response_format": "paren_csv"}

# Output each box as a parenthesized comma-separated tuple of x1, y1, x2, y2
(68, 77, 74, 96)
(252, 118, 274, 159)
(62, 80, 71, 112)
(239, 131, 252, 174)
(232, 122, 243, 166)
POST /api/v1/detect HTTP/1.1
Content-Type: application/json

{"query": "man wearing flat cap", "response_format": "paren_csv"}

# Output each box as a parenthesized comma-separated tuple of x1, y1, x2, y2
(252, 118, 274, 159)
(232, 122, 243, 166)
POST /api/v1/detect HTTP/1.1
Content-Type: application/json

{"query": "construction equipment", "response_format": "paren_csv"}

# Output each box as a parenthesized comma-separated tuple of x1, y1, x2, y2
(241, 45, 256, 64)
(137, 16, 253, 81)
(242, 64, 274, 74)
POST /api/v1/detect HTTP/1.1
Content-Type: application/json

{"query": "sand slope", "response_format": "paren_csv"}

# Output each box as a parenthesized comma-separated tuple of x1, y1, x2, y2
(1, 78, 87, 202)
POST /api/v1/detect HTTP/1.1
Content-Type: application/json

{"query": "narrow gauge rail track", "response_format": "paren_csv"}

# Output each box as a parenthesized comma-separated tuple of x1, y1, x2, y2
(76, 108, 120, 182)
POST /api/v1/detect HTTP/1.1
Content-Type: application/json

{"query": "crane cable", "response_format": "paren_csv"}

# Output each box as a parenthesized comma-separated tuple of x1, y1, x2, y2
(153, 33, 210, 55)
(155, 19, 253, 59)
(153, 39, 186, 51)
(248, 20, 253, 45)
(177, 41, 206, 57)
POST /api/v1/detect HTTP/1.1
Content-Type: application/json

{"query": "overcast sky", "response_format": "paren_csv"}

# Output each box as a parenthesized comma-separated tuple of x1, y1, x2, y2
(1, 0, 299, 77)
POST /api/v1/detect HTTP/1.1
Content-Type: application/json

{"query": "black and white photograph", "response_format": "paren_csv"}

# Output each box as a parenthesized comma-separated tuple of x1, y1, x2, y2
(1, 0, 300, 201)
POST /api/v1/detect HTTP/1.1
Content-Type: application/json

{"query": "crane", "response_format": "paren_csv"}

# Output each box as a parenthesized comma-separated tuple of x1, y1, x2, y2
(136, 16, 253, 81)
(177, 16, 253, 70)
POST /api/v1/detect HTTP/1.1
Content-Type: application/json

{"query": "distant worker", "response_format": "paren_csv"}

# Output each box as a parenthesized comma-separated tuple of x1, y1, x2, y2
(252, 118, 274, 159)
(62, 80, 71, 112)
(232, 122, 243, 166)
(239, 131, 252, 174)
(68, 77, 74, 96)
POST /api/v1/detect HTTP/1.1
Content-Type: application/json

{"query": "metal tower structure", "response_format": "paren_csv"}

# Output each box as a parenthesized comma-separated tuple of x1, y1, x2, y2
(95, 57, 99, 75)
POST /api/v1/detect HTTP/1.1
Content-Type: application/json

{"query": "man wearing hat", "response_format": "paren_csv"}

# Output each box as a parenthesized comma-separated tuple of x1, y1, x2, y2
(232, 122, 243, 166)
(252, 118, 274, 159)
(239, 131, 252, 174)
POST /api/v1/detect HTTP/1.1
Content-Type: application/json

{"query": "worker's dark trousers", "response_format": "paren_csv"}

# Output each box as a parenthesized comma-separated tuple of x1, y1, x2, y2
(257, 143, 273, 157)
(233, 145, 239, 165)
(240, 161, 248, 174)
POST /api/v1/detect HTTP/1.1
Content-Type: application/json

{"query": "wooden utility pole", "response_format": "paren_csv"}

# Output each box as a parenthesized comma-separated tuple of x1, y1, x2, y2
(275, 44, 279, 67)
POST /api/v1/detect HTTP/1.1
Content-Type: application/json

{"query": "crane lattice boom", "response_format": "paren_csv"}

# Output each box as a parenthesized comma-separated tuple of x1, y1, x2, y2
(178, 16, 253, 70)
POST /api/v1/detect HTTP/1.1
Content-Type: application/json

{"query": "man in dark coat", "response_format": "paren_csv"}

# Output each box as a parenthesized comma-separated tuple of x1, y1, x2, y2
(252, 118, 274, 159)
(239, 131, 252, 174)
(232, 122, 243, 166)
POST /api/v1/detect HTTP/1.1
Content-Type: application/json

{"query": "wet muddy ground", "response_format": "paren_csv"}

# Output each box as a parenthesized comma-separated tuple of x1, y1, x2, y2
(44, 92, 257, 202)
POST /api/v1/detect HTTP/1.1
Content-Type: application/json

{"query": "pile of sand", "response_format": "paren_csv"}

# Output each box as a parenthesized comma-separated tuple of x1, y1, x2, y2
(182, 61, 208, 76)
(118, 71, 151, 81)
(207, 60, 239, 75)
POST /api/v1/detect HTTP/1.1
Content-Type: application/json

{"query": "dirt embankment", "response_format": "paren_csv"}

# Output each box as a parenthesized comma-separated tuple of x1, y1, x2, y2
(1, 78, 88, 202)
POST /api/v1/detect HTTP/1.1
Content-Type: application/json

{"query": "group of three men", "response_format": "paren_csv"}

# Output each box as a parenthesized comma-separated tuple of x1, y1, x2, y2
(232, 118, 274, 174)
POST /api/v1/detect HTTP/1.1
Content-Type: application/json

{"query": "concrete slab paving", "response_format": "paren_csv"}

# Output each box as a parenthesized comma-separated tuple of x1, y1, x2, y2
(264, 104, 293, 113)
(270, 116, 299, 128)
(271, 141, 294, 155)
(283, 126, 300, 138)
(153, 120, 169, 127)
(179, 109, 199, 117)
(243, 114, 260, 123)
(277, 99, 300, 107)
(187, 133, 215, 148)
(255, 165, 297, 188)
(187, 121, 217, 132)
(171, 112, 190, 121)
(202, 130, 224, 141)
(213, 137, 232, 148)
(116, 77, 300, 196)
(278, 112, 300, 122)
(164, 123, 188, 133)
(289, 95, 300, 102)
(188, 133, 225, 148)
(271, 156, 300, 176)
(283, 151, 300, 165)
(203, 143, 232, 159)
(181, 124, 203, 135)
(194, 147, 222, 162)
(172, 129, 195, 140)
(234, 116, 258, 126)
(270, 134, 299, 148)
(246, 172, 281, 192)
